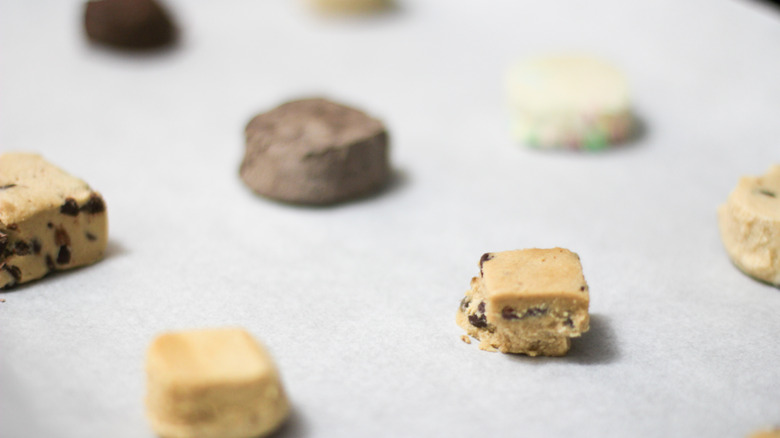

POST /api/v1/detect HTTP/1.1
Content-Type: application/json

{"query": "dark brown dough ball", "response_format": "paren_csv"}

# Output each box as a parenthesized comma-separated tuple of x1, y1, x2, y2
(240, 98, 390, 205)
(84, 0, 175, 49)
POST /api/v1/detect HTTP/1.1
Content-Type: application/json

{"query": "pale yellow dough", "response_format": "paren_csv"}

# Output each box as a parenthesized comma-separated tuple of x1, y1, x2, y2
(309, 0, 391, 13)
(0, 152, 108, 288)
(718, 165, 780, 286)
(456, 248, 590, 356)
(748, 428, 780, 438)
(146, 328, 290, 438)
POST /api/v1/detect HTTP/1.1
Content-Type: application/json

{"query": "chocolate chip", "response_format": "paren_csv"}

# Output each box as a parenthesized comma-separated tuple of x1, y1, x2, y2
(85, 232, 97, 241)
(580, 286, 586, 292)
(459, 296, 471, 312)
(479, 253, 494, 276)
(758, 189, 777, 198)
(57, 246, 71, 265)
(468, 301, 488, 328)
(45, 255, 56, 272)
(524, 307, 547, 318)
(3, 264, 21, 282)
(502, 307, 520, 320)
(468, 313, 488, 328)
(564, 317, 574, 328)
(0, 184, 16, 190)
(32, 239, 42, 255)
(80, 194, 105, 214)
(7, 224, 17, 231)
(0, 232, 6, 255)
(54, 227, 71, 246)
(60, 198, 80, 216)
(47, 222, 53, 229)
(13, 241, 30, 256)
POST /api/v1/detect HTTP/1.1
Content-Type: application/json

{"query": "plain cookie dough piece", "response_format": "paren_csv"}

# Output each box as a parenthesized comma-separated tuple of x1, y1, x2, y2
(718, 165, 780, 286)
(749, 428, 780, 438)
(240, 98, 390, 205)
(0, 153, 108, 289)
(309, 0, 391, 13)
(146, 328, 290, 438)
(84, 0, 176, 49)
(507, 55, 634, 150)
(456, 248, 590, 356)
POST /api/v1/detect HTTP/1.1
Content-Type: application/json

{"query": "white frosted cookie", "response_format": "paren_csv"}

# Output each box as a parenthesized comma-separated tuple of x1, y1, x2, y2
(309, 0, 391, 13)
(456, 248, 590, 356)
(0, 153, 108, 289)
(146, 328, 290, 438)
(718, 165, 780, 286)
(507, 55, 633, 150)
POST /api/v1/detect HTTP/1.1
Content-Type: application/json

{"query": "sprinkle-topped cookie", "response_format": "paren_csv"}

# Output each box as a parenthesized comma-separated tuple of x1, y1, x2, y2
(507, 55, 634, 150)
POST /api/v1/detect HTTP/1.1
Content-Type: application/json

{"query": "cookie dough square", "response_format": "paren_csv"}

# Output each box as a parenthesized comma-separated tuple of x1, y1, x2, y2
(146, 328, 290, 438)
(718, 165, 780, 286)
(0, 153, 108, 289)
(456, 248, 590, 356)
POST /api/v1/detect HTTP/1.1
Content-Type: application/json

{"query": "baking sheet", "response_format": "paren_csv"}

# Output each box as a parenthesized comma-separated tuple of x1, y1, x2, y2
(1, 0, 779, 437)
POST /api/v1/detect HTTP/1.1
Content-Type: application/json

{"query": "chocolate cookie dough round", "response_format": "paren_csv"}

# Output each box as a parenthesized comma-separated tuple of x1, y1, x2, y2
(240, 98, 390, 205)
(84, 0, 176, 49)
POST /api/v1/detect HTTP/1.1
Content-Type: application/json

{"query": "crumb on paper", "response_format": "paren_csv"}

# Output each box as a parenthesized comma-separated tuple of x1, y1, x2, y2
(460, 335, 471, 344)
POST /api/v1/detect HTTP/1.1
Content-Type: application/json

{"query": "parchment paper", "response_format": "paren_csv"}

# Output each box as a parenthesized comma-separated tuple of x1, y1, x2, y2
(1, 1, 779, 436)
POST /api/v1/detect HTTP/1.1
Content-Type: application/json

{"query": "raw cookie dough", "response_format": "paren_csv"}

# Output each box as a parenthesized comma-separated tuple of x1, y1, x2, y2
(0, 153, 108, 289)
(507, 55, 634, 150)
(84, 0, 176, 49)
(240, 98, 390, 205)
(146, 328, 290, 438)
(309, 0, 392, 13)
(718, 165, 780, 286)
(749, 428, 780, 438)
(456, 248, 590, 356)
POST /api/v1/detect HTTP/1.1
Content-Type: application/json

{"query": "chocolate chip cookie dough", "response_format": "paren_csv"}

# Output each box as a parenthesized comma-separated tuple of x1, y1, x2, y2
(146, 328, 290, 438)
(0, 153, 108, 289)
(240, 98, 390, 205)
(718, 165, 780, 286)
(456, 248, 590, 356)
(84, 0, 176, 49)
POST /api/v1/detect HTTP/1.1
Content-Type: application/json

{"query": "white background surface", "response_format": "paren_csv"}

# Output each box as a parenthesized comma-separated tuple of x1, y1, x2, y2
(1, 1, 779, 437)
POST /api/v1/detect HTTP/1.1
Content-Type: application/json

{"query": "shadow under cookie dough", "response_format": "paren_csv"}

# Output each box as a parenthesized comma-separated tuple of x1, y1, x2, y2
(271, 407, 310, 438)
(103, 239, 129, 259)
